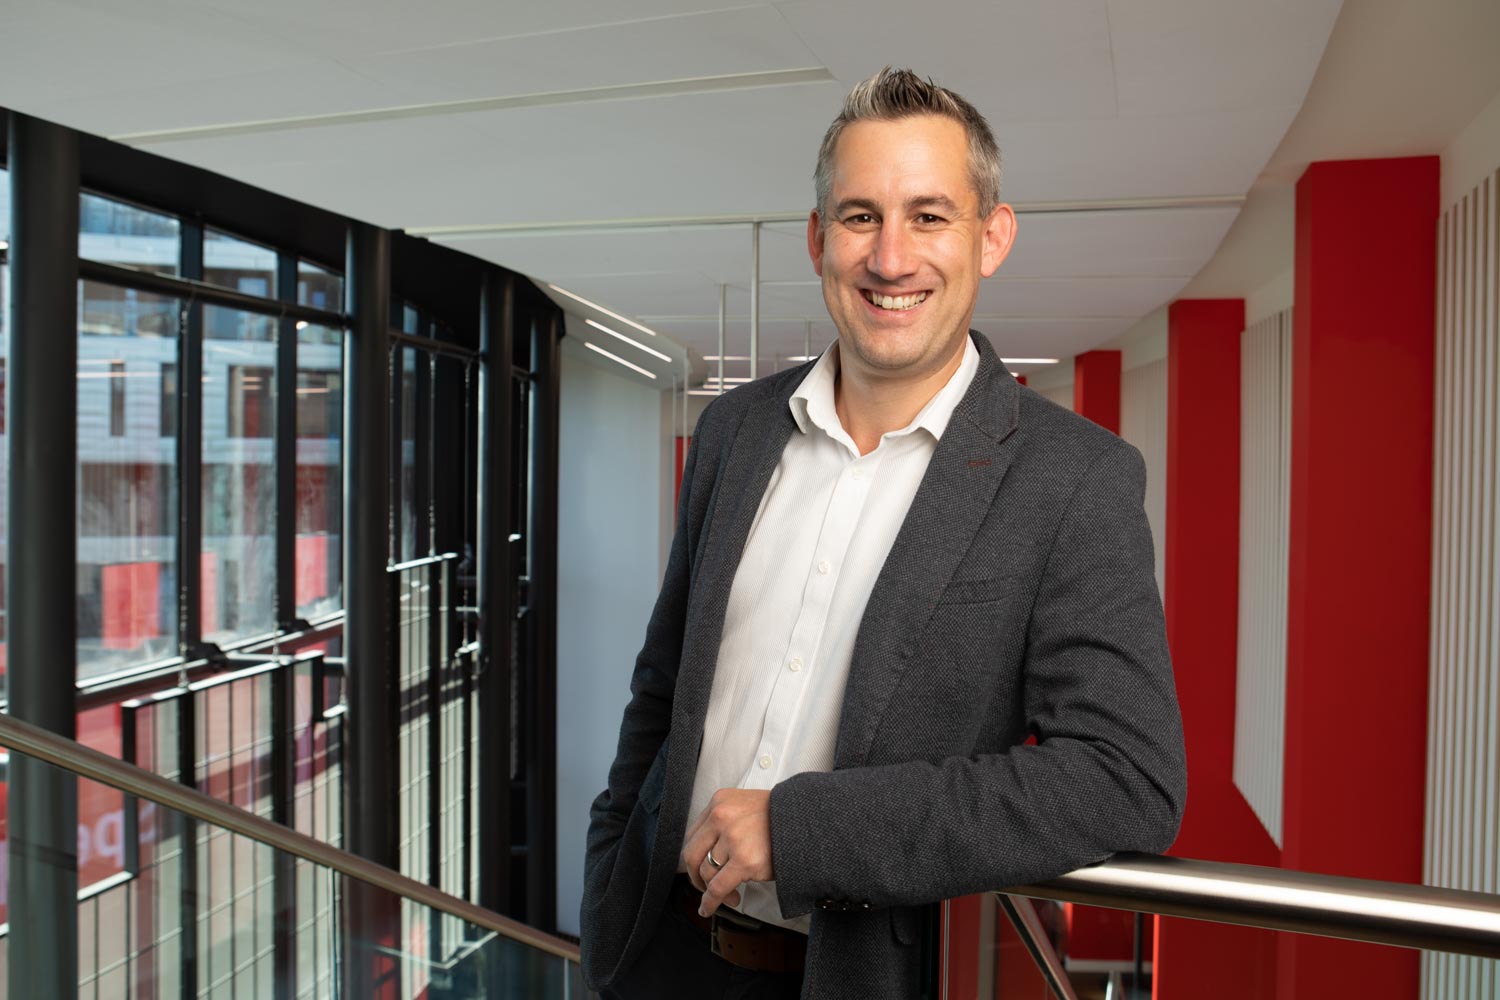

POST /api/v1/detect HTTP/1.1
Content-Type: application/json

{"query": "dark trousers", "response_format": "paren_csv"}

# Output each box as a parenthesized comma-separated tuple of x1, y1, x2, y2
(602, 903, 805, 1000)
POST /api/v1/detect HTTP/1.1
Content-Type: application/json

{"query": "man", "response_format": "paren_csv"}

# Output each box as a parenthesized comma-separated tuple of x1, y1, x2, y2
(582, 68, 1186, 999)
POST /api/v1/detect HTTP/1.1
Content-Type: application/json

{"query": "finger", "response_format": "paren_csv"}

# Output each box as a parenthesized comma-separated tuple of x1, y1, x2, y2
(699, 865, 743, 918)
(680, 827, 715, 892)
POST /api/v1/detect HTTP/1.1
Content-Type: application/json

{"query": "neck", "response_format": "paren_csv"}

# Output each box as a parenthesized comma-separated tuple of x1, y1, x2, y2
(833, 338, 968, 455)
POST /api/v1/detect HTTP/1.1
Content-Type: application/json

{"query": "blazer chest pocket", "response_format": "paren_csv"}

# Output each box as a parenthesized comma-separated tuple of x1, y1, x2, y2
(937, 575, 1015, 606)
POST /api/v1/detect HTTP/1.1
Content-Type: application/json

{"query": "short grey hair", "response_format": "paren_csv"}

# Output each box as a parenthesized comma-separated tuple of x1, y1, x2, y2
(814, 67, 1003, 222)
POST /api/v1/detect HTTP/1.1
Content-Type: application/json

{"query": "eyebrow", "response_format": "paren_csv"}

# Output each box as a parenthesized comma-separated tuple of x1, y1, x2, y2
(832, 194, 963, 217)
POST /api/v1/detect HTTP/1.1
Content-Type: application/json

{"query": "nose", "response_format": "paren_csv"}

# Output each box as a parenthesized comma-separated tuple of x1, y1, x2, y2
(867, 219, 918, 281)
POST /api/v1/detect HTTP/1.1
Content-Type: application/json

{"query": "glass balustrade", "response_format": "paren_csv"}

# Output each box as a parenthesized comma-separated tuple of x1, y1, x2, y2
(0, 745, 589, 998)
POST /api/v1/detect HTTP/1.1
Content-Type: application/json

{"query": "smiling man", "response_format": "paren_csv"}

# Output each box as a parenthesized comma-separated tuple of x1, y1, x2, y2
(582, 68, 1186, 1000)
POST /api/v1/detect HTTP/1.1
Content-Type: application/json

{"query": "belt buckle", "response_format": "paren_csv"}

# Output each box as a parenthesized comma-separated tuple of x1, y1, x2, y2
(708, 907, 761, 961)
(708, 913, 724, 959)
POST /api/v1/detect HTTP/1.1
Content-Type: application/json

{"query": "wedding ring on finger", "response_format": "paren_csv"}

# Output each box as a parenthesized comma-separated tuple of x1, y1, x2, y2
(706, 849, 726, 869)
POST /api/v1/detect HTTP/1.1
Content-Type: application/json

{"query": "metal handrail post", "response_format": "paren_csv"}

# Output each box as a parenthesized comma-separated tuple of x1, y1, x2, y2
(996, 894, 1079, 1000)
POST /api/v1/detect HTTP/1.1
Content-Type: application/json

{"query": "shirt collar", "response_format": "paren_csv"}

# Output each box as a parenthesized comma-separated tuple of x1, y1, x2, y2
(789, 334, 980, 445)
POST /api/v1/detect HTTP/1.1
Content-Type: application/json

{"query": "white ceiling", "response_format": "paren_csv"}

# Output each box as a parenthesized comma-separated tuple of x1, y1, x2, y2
(0, 0, 1344, 381)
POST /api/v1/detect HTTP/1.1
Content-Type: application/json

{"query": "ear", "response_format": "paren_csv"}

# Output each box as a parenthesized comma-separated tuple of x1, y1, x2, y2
(979, 203, 1017, 278)
(807, 210, 826, 277)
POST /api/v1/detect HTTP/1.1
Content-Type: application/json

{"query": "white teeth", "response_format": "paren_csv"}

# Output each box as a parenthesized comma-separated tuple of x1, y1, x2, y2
(868, 291, 928, 311)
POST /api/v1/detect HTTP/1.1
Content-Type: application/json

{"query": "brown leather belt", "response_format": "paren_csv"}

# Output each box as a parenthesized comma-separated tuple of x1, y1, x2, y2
(669, 874, 807, 975)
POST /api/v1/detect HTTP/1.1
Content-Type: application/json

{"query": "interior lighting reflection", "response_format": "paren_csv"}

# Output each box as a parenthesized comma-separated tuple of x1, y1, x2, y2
(585, 318, 671, 362)
(585, 341, 657, 379)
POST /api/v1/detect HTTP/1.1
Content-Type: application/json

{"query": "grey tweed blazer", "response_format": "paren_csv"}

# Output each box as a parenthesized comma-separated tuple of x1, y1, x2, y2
(581, 333, 1186, 999)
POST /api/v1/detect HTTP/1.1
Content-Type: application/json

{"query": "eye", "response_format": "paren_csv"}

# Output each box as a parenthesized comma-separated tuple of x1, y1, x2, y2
(844, 213, 877, 226)
(915, 213, 946, 225)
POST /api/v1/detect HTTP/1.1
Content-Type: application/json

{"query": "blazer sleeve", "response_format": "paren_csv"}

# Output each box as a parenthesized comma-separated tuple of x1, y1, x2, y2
(767, 438, 1186, 916)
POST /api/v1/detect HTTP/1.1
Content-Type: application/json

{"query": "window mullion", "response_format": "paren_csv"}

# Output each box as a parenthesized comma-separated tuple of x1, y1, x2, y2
(276, 253, 297, 628)
(178, 217, 204, 655)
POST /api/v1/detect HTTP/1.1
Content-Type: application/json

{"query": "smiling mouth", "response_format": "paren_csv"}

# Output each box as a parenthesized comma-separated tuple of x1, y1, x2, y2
(862, 290, 929, 311)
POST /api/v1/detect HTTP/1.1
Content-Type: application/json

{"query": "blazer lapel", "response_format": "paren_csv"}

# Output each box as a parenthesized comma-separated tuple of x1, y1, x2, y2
(834, 336, 1022, 768)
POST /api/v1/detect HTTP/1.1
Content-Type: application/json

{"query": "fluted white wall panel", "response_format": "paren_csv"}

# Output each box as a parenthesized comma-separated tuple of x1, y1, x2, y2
(1121, 359, 1168, 595)
(1424, 169, 1500, 1000)
(1232, 308, 1292, 847)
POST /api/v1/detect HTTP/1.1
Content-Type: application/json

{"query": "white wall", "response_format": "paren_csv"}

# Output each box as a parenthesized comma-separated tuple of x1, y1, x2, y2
(1232, 308, 1293, 848)
(1422, 148, 1500, 996)
(1120, 358, 1168, 595)
(555, 341, 672, 936)
(1037, 382, 1074, 409)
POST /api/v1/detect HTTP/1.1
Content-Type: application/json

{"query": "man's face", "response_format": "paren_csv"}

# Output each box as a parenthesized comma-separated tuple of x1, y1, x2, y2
(808, 115, 1015, 384)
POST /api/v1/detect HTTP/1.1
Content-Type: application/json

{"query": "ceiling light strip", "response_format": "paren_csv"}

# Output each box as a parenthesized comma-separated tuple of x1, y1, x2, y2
(548, 284, 660, 338)
(410, 195, 1244, 239)
(584, 341, 657, 380)
(585, 318, 671, 362)
(112, 67, 835, 146)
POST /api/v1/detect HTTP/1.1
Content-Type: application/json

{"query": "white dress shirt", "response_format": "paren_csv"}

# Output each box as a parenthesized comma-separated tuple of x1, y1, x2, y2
(685, 335, 979, 931)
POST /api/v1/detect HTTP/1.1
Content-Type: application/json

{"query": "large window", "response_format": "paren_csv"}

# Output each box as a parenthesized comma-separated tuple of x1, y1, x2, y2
(202, 306, 277, 644)
(297, 322, 342, 620)
(204, 229, 275, 298)
(79, 192, 180, 276)
(1, 166, 9, 693)
(76, 282, 180, 680)
(297, 260, 341, 311)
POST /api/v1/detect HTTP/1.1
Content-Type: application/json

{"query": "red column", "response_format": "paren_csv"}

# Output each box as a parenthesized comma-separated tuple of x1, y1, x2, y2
(1165, 300, 1243, 785)
(1073, 350, 1121, 433)
(1278, 157, 1437, 999)
(1156, 299, 1280, 1000)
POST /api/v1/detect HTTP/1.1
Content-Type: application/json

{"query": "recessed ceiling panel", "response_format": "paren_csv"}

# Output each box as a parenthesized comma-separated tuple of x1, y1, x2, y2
(1107, 0, 1341, 116)
(0, 0, 1345, 366)
(975, 274, 1189, 317)
(346, 6, 821, 105)
(1001, 206, 1239, 277)
(994, 106, 1301, 202)
(189, 0, 769, 59)
(131, 84, 846, 229)
(774, 0, 1119, 122)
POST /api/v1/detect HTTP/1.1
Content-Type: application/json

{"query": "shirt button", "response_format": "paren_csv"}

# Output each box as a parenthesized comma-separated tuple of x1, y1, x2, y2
(789, 658, 802, 672)
(759, 754, 772, 769)
(851, 467, 864, 480)
(817, 559, 831, 575)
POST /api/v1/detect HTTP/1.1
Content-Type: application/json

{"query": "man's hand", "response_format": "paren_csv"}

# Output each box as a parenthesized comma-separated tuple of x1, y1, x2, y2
(680, 788, 775, 917)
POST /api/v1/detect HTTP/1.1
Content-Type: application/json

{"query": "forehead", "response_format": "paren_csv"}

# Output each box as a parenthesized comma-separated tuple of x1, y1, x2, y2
(828, 115, 974, 203)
